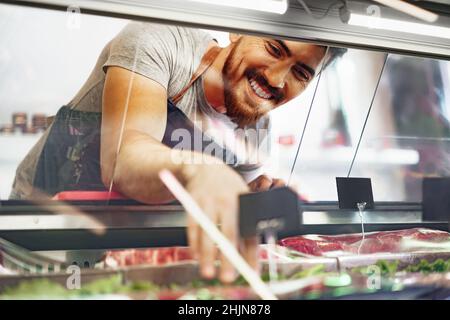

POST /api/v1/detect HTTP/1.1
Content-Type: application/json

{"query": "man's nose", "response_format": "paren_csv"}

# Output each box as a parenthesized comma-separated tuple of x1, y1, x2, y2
(263, 62, 291, 89)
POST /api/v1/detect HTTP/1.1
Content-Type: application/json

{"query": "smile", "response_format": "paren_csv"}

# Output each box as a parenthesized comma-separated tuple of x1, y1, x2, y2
(247, 74, 274, 100)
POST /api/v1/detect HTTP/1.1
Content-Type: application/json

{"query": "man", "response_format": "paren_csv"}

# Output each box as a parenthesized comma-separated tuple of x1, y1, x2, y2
(11, 22, 345, 282)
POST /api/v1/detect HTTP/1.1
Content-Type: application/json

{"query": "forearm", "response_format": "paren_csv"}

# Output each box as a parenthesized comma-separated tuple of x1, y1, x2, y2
(102, 129, 223, 203)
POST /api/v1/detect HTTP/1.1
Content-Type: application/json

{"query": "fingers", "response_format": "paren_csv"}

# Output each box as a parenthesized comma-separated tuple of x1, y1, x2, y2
(248, 179, 259, 192)
(271, 178, 286, 188)
(197, 199, 218, 279)
(241, 236, 260, 272)
(186, 215, 200, 259)
(199, 230, 217, 279)
(249, 175, 286, 192)
(250, 175, 272, 192)
(193, 195, 256, 283)
(185, 167, 261, 283)
(218, 199, 239, 283)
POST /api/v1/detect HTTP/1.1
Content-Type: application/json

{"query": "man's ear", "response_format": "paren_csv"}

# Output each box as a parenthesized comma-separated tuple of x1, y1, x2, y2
(229, 33, 242, 43)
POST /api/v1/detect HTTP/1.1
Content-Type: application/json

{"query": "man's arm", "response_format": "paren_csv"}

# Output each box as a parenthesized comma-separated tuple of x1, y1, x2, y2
(101, 66, 186, 203)
(100, 66, 257, 282)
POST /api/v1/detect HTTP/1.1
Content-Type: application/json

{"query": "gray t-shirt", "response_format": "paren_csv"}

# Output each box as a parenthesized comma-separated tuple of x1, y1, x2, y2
(10, 22, 268, 200)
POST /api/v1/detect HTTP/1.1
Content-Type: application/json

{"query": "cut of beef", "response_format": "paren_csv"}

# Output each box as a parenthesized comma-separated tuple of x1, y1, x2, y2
(105, 247, 194, 267)
(279, 228, 450, 256)
(104, 245, 280, 267)
(104, 228, 450, 267)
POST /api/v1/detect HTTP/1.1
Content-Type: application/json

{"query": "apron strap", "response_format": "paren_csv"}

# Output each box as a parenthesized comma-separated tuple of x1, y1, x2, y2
(172, 45, 221, 104)
(46, 115, 55, 127)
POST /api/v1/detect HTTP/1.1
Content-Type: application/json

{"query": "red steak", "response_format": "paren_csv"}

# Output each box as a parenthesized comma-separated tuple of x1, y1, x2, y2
(104, 228, 450, 266)
(279, 228, 450, 256)
(104, 247, 195, 267)
(105, 246, 276, 267)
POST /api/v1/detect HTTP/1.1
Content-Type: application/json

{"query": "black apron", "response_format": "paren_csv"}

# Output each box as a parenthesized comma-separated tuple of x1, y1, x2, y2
(32, 46, 238, 197)
(33, 101, 238, 196)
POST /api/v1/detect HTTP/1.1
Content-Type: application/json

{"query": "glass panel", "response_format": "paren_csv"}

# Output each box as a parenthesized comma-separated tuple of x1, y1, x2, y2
(0, 3, 128, 200)
(349, 55, 450, 202)
(1, 2, 448, 205)
(268, 50, 388, 201)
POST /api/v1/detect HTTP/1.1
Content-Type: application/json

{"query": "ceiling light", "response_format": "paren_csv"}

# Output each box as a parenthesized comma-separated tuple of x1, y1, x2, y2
(371, 0, 439, 23)
(348, 13, 450, 40)
(188, 0, 288, 14)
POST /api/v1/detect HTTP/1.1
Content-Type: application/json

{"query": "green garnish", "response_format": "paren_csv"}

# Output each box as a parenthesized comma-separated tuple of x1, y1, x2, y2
(405, 259, 450, 274)
(1, 279, 70, 299)
(324, 273, 352, 287)
(78, 274, 124, 295)
(0, 275, 159, 299)
(1, 263, 332, 299)
(291, 264, 326, 279)
(353, 258, 450, 276)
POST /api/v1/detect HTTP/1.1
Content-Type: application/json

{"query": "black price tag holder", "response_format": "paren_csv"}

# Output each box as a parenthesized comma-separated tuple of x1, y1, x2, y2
(238, 187, 301, 238)
(336, 177, 375, 210)
(238, 187, 301, 282)
(422, 177, 450, 222)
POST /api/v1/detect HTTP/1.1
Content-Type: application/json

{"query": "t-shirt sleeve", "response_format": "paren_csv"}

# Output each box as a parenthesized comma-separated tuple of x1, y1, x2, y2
(103, 22, 177, 91)
(235, 163, 266, 183)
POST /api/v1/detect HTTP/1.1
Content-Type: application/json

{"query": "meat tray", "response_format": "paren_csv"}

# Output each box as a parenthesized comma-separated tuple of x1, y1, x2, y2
(1, 249, 450, 294)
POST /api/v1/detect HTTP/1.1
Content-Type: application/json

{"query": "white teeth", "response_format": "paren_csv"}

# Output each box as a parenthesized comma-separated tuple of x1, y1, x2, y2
(256, 87, 265, 97)
(249, 77, 272, 100)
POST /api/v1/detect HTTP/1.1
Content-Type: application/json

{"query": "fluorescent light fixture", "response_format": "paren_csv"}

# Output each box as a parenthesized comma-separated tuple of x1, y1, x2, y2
(188, 0, 288, 14)
(371, 0, 438, 23)
(348, 13, 450, 40)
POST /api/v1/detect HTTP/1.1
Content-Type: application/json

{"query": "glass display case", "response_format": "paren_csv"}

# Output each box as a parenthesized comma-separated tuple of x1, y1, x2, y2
(0, 0, 448, 245)
(0, 0, 449, 301)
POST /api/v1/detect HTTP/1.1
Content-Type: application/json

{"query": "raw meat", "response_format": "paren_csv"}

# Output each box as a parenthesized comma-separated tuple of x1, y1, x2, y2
(104, 245, 282, 267)
(104, 228, 450, 267)
(104, 247, 194, 267)
(279, 228, 450, 256)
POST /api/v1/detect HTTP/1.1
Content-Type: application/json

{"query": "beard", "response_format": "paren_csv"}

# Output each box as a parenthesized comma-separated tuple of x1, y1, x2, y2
(223, 87, 264, 128)
(222, 42, 277, 128)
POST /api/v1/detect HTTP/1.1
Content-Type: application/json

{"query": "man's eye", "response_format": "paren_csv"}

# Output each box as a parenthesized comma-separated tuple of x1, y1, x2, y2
(294, 68, 309, 82)
(266, 42, 282, 58)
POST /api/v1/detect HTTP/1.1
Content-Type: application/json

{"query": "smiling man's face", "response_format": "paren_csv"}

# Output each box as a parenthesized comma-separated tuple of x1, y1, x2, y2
(222, 35, 327, 127)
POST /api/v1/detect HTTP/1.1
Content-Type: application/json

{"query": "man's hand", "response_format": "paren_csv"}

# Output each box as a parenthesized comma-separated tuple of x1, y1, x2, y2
(248, 174, 286, 192)
(182, 162, 258, 284)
